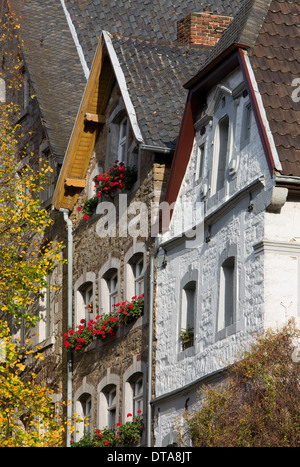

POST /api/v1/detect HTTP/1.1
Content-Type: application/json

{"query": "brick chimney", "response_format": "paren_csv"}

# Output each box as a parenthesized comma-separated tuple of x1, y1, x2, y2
(177, 12, 233, 46)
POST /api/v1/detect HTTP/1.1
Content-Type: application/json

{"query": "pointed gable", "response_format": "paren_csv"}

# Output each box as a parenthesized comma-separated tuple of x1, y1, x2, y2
(163, 0, 300, 225)
(52, 34, 116, 210)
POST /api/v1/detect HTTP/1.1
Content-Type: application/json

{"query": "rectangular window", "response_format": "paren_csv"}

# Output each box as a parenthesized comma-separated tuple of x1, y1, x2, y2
(195, 143, 205, 181)
(241, 102, 252, 147)
(218, 257, 235, 332)
(118, 117, 128, 162)
(215, 115, 229, 193)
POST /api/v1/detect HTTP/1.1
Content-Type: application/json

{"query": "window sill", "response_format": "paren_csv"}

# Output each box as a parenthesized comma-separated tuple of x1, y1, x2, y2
(215, 319, 243, 341)
(37, 335, 55, 350)
(177, 344, 195, 361)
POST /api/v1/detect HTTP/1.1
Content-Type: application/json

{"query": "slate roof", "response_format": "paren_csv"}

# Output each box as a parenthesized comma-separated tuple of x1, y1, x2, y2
(10, 0, 245, 159)
(249, 0, 300, 176)
(64, 0, 244, 69)
(111, 35, 210, 149)
(184, 0, 300, 176)
(8, 0, 86, 163)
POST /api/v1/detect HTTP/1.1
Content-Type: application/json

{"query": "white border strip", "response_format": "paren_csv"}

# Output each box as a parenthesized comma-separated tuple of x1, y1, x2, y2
(242, 51, 282, 171)
(60, 0, 90, 80)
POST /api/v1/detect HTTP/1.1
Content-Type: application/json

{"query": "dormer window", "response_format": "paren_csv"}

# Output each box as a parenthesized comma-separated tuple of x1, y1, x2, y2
(107, 103, 130, 167)
(118, 117, 128, 163)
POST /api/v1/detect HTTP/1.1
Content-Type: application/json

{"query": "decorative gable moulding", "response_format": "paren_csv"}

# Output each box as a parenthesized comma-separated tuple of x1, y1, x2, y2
(177, 12, 233, 46)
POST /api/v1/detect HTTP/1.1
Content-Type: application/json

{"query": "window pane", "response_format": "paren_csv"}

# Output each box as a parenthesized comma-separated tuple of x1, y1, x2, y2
(216, 115, 229, 192)
(218, 257, 235, 331)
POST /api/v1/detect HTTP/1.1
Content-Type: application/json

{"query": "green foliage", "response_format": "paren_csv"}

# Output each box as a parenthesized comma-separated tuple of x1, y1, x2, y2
(178, 319, 300, 447)
(71, 428, 116, 447)
(179, 325, 194, 346)
(117, 414, 144, 446)
(82, 195, 98, 216)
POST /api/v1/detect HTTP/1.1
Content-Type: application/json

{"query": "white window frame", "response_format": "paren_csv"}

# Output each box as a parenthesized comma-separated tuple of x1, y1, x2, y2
(108, 271, 118, 310)
(132, 375, 143, 416)
(99, 259, 120, 315)
(133, 257, 144, 297)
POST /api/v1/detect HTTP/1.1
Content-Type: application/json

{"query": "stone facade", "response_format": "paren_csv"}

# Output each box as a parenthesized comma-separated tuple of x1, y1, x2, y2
(65, 82, 171, 443)
(153, 67, 300, 446)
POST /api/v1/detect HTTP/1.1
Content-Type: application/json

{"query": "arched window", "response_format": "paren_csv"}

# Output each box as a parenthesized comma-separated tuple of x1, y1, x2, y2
(75, 392, 92, 439)
(124, 372, 145, 420)
(102, 268, 118, 312)
(132, 374, 143, 416)
(99, 384, 118, 430)
(127, 253, 145, 298)
(180, 281, 196, 350)
(107, 105, 130, 167)
(99, 258, 120, 315)
(124, 246, 146, 301)
(77, 282, 94, 323)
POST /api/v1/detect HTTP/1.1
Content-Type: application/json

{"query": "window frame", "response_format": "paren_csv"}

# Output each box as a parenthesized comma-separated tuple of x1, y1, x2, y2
(240, 101, 252, 149)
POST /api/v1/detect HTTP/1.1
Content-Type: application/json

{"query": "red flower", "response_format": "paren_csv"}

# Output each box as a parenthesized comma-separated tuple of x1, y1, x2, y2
(104, 440, 110, 445)
(77, 206, 82, 212)
(84, 214, 89, 220)
(137, 409, 142, 414)
(116, 422, 122, 426)
(127, 413, 132, 418)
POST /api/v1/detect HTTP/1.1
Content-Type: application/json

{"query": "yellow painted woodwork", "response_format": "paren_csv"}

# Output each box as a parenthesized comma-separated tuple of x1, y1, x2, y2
(52, 36, 116, 211)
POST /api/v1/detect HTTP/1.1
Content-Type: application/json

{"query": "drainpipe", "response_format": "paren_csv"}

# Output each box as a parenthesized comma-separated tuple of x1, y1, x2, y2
(147, 236, 160, 447)
(60, 208, 73, 447)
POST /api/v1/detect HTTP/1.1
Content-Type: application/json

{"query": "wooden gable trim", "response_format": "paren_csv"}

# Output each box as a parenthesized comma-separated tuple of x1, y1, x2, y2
(52, 36, 115, 211)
